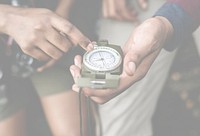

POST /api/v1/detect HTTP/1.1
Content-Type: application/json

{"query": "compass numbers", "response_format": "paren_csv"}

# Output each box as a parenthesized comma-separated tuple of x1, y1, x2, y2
(89, 51, 115, 69)
(83, 46, 122, 72)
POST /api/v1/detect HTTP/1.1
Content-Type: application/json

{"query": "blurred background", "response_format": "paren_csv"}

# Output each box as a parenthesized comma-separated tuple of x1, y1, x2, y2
(153, 35, 200, 136)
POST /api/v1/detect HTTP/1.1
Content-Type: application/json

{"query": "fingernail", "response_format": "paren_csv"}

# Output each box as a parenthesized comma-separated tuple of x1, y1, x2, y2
(128, 62, 136, 74)
(72, 84, 80, 92)
(87, 43, 94, 51)
(34, 25, 42, 30)
(74, 58, 82, 69)
(79, 40, 90, 49)
(91, 41, 97, 45)
(70, 68, 75, 77)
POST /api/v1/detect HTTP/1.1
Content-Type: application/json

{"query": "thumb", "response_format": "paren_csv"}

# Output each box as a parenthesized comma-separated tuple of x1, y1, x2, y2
(123, 51, 136, 76)
(123, 49, 147, 76)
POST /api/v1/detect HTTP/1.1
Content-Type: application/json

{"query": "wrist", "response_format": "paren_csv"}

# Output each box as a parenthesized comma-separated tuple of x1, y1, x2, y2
(0, 5, 10, 34)
(0, 5, 21, 35)
(154, 16, 174, 41)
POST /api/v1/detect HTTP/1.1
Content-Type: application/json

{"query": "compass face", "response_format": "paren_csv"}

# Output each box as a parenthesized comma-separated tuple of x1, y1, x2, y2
(83, 46, 122, 72)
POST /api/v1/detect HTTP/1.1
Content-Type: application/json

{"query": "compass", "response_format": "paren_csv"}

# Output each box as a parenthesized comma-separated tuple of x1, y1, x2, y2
(77, 40, 123, 89)
(83, 46, 122, 72)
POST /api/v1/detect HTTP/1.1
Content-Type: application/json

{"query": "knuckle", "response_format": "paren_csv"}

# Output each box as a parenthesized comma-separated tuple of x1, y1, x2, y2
(129, 52, 141, 62)
(63, 44, 70, 52)
(43, 47, 58, 59)
(75, 55, 82, 61)
(79, 40, 89, 48)
(45, 46, 53, 53)
(63, 22, 74, 34)
(54, 34, 63, 44)
(63, 47, 70, 53)
(50, 52, 62, 60)
(41, 8, 53, 15)
(94, 99, 107, 105)
(20, 48, 28, 54)
(59, 45, 68, 52)
(20, 44, 31, 53)
(34, 23, 44, 30)
(29, 34, 38, 43)
(39, 54, 50, 61)
(35, 54, 44, 61)
(35, 10, 52, 27)
(137, 69, 147, 81)
(55, 36, 70, 52)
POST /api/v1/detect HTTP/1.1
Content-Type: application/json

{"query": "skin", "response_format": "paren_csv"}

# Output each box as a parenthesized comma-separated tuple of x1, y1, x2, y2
(102, 0, 148, 21)
(70, 16, 174, 104)
(0, 4, 92, 72)
(0, 111, 26, 136)
(40, 91, 90, 136)
(0, 1, 94, 136)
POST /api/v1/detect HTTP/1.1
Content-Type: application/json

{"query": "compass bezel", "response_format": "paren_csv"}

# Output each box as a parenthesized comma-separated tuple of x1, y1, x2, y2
(83, 46, 122, 72)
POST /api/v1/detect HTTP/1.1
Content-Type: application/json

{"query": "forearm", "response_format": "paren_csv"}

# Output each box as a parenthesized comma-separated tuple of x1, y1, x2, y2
(55, 0, 75, 18)
(0, 4, 16, 34)
(154, 16, 174, 43)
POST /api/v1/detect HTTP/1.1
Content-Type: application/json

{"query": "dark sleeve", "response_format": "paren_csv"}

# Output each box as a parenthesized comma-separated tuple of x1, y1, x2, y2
(154, 0, 200, 51)
(168, 0, 200, 23)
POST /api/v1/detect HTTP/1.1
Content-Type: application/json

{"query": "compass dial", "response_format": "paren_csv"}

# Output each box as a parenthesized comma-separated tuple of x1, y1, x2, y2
(83, 46, 122, 72)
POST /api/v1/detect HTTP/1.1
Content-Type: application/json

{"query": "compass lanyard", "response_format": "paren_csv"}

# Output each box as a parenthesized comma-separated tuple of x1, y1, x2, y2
(79, 89, 93, 136)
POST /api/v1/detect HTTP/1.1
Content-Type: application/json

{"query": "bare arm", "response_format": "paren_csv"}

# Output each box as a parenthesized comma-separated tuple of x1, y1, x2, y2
(55, 0, 75, 18)
(0, 4, 17, 34)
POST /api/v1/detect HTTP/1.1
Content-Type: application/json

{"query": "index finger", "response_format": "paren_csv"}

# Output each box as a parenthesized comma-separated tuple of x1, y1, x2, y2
(37, 59, 57, 72)
(81, 88, 115, 98)
(50, 14, 91, 50)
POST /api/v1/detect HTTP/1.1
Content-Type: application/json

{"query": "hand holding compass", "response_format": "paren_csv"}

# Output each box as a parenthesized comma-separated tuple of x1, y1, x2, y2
(75, 40, 123, 89)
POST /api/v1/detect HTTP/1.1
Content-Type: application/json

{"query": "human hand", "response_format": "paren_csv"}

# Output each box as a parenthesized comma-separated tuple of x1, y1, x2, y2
(4, 7, 91, 71)
(123, 16, 173, 76)
(102, 0, 148, 21)
(70, 16, 173, 104)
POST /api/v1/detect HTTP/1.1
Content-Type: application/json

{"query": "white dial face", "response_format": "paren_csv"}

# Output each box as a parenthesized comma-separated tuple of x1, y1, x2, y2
(83, 46, 122, 72)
